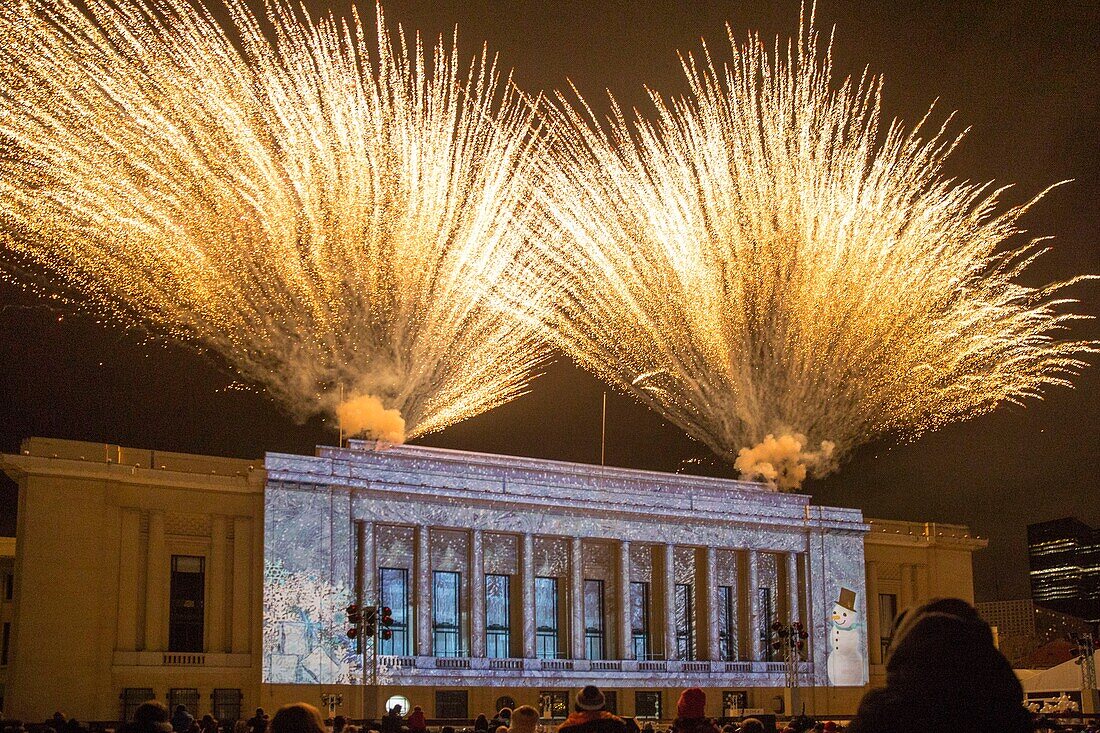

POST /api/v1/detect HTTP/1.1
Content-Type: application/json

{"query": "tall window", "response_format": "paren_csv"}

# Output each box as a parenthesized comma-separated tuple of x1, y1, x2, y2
(635, 691, 661, 719)
(168, 689, 199, 716)
(435, 690, 468, 719)
(535, 576, 559, 659)
(212, 689, 242, 723)
(169, 555, 205, 652)
(1, 621, 9, 665)
(4, 572, 12, 600)
(602, 691, 618, 715)
(379, 567, 410, 655)
(486, 574, 511, 658)
(717, 585, 737, 661)
(675, 583, 695, 660)
(539, 691, 568, 720)
(584, 579, 605, 660)
(630, 581, 650, 659)
(722, 691, 748, 716)
(432, 571, 462, 657)
(878, 593, 898, 661)
(121, 689, 155, 724)
(758, 587, 773, 662)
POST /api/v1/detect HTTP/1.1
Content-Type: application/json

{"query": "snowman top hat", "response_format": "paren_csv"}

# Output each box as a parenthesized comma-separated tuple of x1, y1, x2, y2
(836, 587, 857, 612)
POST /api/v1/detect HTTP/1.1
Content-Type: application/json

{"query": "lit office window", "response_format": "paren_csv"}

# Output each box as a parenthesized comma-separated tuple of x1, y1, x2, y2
(486, 574, 511, 658)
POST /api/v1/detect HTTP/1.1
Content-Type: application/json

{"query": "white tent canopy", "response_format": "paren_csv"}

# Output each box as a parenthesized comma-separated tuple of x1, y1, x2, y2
(1021, 652, 1100, 693)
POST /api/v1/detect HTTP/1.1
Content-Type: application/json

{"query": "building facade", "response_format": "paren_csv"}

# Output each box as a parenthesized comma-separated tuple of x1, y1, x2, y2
(0, 438, 986, 723)
(1028, 518, 1100, 624)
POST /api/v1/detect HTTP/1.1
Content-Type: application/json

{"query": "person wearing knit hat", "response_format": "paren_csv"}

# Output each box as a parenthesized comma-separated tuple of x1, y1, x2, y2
(557, 686, 627, 733)
(509, 707, 540, 733)
(671, 689, 717, 733)
(848, 597, 1031, 733)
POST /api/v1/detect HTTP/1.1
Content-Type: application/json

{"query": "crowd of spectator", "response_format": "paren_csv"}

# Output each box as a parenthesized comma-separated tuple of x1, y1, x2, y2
(3, 599, 1098, 733)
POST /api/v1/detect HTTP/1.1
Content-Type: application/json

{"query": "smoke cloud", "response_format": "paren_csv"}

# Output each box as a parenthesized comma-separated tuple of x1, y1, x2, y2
(734, 433, 837, 491)
(336, 394, 406, 444)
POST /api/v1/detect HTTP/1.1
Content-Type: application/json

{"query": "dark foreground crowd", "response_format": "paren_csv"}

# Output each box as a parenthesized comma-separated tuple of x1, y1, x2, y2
(6, 599, 1098, 733)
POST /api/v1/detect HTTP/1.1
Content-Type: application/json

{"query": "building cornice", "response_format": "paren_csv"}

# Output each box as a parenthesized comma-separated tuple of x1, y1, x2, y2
(0, 453, 265, 494)
(266, 442, 870, 537)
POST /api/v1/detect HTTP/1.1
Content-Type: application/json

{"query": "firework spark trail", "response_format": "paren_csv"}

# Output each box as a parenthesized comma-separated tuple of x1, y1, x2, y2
(532, 14, 1097, 490)
(0, 0, 550, 441)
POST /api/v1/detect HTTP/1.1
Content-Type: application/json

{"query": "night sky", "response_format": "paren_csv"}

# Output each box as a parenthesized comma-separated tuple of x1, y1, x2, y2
(0, 0, 1096, 602)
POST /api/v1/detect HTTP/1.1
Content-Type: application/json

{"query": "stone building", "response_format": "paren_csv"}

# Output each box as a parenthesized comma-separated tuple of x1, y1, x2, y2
(0, 437, 986, 722)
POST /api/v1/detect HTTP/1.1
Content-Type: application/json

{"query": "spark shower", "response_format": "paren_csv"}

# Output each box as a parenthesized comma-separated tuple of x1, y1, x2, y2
(531, 17, 1095, 488)
(0, 1, 1094, 488)
(0, 0, 549, 443)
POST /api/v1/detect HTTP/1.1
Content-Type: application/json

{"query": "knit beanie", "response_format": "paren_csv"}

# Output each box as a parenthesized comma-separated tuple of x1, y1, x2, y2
(508, 707, 539, 733)
(677, 688, 706, 719)
(576, 686, 606, 711)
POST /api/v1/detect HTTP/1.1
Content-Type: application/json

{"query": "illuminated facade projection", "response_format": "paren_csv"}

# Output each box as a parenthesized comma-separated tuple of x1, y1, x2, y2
(262, 440, 870, 699)
(0, 437, 988, 721)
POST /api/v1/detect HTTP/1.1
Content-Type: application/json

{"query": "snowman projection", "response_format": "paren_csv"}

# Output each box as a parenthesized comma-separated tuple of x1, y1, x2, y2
(827, 587, 866, 686)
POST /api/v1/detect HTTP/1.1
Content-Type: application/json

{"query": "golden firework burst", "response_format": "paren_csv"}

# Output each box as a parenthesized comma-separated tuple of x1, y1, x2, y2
(0, 0, 550, 441)
(531, 12, 1096, 488)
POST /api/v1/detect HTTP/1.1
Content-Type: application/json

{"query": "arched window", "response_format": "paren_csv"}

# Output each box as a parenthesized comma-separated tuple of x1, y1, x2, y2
(385, 695, 410, 716)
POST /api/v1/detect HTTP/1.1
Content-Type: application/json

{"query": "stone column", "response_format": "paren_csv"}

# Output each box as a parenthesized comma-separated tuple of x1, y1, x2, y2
(144, 511, 166, 651)
(805, 531, 829, 677)
(570, 537, 585, 659)
(899, 564, 914, 610)
(747, 549, 761, 661)
(787, 553, 800, 623)
(802, 545, 816, 664)
(231, 516, 252, 653)
(470, 529, 486, 658)
(416, 525, 432, 657)
(208, 515, 228, 652)
(618, 540, 633, 660)
(521, 533, 536, 658)
(866, 561, 880, 665)
(705, 546, 720, 661)
(356, 521, 376, 605)
(117, 509, 141, 652)
(663, 543, 677, 661)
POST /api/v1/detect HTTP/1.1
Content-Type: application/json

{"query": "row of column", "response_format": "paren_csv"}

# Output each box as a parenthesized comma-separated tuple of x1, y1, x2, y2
(359, 522, 804, 662)
(116, 510, 252, 654)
